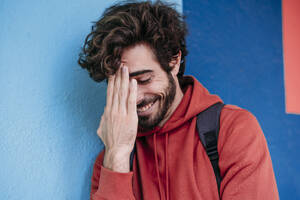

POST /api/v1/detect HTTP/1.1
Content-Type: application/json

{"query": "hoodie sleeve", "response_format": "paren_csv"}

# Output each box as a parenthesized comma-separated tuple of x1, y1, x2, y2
(90, 150, 136, 200)
(218, 106, 279, 200)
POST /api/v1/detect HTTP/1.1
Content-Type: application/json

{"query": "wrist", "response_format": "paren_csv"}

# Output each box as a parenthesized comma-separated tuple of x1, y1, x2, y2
(103, 148, 132, 173)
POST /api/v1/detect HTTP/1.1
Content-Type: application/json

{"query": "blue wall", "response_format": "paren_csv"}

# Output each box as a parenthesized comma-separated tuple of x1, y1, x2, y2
(0, 0, 181, 199)
(183, 0, 300, 199)
(1, 0, 299, 199)
(0, 0, 111, 199)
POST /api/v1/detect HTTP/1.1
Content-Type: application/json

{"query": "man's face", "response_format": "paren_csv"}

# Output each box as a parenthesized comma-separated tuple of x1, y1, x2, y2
(120, 43, 177, 131)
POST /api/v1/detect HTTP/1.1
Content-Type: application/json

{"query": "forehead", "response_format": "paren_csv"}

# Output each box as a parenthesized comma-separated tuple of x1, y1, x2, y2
(120, 43, 162, 74)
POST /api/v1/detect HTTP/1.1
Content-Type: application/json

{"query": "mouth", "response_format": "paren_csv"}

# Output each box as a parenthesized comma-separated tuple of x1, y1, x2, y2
(137, 99, 158, 115)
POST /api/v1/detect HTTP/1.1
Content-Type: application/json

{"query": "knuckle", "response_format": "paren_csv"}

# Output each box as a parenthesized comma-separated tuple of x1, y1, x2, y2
(110, 112, 118, 119)
(104, 107, 110, 115)
(119, 90, 126, 99)
(101, 113, 108, 121)
(96, 129, 101, 137)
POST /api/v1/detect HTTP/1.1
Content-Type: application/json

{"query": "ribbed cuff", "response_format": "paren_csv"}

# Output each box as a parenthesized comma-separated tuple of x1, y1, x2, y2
(93, 166, 135, 199)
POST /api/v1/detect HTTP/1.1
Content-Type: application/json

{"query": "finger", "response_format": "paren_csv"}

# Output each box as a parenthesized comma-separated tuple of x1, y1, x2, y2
(119, 66, 129, 113)
(112, 67, 121, 112)
(128, 79, 137, 115)
(106, 75, 115, 110)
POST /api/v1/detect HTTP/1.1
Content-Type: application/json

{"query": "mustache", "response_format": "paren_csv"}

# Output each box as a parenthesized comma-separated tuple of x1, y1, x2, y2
(137, 96, 160, 108)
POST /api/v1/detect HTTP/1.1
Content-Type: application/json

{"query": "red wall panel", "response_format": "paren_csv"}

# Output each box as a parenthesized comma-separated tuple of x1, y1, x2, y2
(282, 0, 300, 114)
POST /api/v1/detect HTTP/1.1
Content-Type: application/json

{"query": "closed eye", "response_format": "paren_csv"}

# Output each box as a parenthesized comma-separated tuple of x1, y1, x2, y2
(137, 78, 151, 85)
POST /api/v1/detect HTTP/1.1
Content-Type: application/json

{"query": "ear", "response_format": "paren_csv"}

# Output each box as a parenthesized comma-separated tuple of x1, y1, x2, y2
(169, 50, 182, 76)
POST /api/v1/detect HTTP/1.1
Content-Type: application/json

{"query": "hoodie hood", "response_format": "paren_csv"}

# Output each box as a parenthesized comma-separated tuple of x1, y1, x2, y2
(137, 75, 223, 137)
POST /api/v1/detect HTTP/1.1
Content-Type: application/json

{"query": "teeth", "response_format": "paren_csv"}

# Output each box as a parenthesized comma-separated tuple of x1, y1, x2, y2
(137, 101, 154, 112)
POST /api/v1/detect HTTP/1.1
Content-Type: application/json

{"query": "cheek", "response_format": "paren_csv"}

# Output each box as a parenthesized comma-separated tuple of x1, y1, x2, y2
(147, 84, 166, 96)
(152, 87, 167, 102)
(139, 77, 169, 98)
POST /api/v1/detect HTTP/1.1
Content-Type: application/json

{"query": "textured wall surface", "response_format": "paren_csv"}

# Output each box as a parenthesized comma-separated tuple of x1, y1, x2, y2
(2, 0, 298, 199)
(183, 0, 300, 199)
(0, 0, 182, 199)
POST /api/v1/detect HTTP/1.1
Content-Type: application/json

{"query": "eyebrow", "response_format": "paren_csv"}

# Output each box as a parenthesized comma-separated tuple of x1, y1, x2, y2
(129, 69, 153, 77)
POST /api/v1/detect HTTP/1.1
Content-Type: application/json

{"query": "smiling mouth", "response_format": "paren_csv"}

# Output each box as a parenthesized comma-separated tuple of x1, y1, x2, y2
(137, 99, 157, 113)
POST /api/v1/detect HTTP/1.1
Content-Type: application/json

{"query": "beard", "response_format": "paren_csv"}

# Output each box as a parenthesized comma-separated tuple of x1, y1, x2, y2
(137, 72, 176, 131)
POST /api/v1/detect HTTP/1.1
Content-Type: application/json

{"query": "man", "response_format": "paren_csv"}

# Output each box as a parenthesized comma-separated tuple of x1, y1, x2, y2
(78, 1, 279, 199)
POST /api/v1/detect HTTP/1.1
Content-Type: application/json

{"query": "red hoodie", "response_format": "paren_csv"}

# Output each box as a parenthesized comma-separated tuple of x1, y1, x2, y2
(90, 76, 279, 200)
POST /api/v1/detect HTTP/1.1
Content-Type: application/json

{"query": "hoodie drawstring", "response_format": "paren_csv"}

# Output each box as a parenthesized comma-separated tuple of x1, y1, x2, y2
(154, 133, 164, 199)
(165, 133, 169, 200)
(153, 132, 169, 200)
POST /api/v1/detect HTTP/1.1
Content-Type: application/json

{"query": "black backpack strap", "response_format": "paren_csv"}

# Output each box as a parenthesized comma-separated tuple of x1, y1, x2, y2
(196, 102, 225, 196)
(129, 143, 136, 171)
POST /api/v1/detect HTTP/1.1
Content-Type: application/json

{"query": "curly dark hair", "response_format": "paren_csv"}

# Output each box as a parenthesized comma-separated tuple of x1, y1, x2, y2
(78, 0, 188, 84)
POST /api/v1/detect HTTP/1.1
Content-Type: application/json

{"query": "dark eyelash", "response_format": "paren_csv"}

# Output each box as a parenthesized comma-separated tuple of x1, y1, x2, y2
(138, 78, 151, 85)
